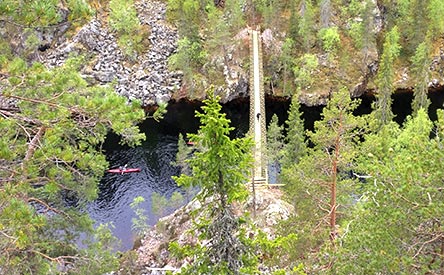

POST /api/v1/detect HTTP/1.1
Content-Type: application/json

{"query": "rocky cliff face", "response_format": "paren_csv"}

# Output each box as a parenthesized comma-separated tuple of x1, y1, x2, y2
(40, 0, 181, 107)
(4, 0, 444, 109)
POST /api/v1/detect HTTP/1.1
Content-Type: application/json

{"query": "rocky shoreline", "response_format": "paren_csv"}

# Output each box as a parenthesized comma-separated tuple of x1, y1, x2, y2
(131, 188, 294, 275)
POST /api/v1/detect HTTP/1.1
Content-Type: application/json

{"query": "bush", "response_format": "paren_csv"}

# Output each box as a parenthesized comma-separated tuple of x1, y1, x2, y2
(318, 27, 341, 53)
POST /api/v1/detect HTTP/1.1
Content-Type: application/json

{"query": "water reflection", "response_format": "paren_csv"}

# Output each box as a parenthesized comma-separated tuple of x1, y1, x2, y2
(87, 99, 276, 251)
(88, 133, 182, 251)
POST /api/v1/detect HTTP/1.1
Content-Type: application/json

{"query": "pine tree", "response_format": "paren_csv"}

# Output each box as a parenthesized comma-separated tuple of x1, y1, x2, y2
(334, 109, 444, 274)
(281, 87, 366, 269)
(0, 56, 146, 274)
(306, 87, 366, 240)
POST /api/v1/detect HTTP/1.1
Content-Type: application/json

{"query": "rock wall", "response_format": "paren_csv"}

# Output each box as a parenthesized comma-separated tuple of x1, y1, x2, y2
(5, 0, 444, 109)
(42, 0, 181, 107)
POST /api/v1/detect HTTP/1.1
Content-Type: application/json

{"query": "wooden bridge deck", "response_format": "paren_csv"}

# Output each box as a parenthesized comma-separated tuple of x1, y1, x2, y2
(249, 30, 267, 185)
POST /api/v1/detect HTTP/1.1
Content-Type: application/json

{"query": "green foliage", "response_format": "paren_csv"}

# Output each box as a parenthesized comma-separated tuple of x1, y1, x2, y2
(266, 114, 284, 166)
(174, 92, 252, 203)
(109, 0, 139, 34)
(67, 0, 94, 22)
(171, 91, 259, 274)
(173, 133, 192, 174)
(170, 191, 185, 209)
(298, 0, 316, 51)
(334, 109, 444, 274)
(203, 4, 231, 82)
(411, 41, 431, 115)
(130, 196, 149, 236)
(169, 37, 207, 83)
(151, 192, 169, 217)
(150, 103, 168, 122)
(282, 87, 367, 270)
(279, 38, 296, 96)
(205, 5, 230, 54)
(172, 134, 197, 201)
(307, 87, 366, 236)
(224, 0, 246, 32)
(0, 55, 146, 274)
(0, 0, 92, 27)
(76, 223, 120, 274)
(373, 26, 401, 127)
(253, 230, 302, 271)
(293, 54, 318, 90)
(109, 0, 148, 60)
(428, 0, 444, 35)
(253, 0, 285, 30)
(318, 27, 340, 53)
(24, 0, 61, 26)
(167, 0, 202, 38)
(281, 93, 306, 168)
(151, 191, 185, 218)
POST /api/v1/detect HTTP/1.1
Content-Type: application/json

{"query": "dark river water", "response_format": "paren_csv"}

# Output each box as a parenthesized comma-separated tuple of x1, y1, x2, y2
(87, 91, 444, 251)
(87, 100, 252, 251)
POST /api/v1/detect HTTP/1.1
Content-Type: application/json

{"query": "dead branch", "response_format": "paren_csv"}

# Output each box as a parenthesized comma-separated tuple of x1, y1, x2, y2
(24, 126, 46, 162)
(413, 234, 444, 259)
(0, 109, 43, 126)
(27, 197, 69, 218)
(6, 94, 72, 111)
(0, 230, 18, 242)
(29, 249, 87, 265)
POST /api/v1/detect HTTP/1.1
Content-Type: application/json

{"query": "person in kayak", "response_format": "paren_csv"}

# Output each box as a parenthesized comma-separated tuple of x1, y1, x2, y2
(119, 164, 128, 175)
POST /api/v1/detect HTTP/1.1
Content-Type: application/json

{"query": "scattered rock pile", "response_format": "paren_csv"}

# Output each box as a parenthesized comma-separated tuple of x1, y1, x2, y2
(128, 0, 182, 105)
(42, 0, 181, 107)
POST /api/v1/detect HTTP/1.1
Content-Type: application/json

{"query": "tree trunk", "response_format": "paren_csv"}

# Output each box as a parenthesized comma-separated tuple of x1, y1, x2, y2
(329, 112, 343, 241)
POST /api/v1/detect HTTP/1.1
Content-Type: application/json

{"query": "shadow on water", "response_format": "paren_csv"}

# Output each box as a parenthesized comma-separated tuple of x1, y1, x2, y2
(88, 100, 250, 251)
(88, 102, 201, 251)
(88, 90, 444, 251)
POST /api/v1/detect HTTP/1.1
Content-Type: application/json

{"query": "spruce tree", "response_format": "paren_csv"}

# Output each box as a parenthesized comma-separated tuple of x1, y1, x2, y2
(171, 92, 258, 274)
(298, 0, 316, 51)
(279, 38, 296, 96)
(266, 114, 284, 182)
(281, 93, 306, 168)
(428, 0, 444, 36)
(334, 109, 444, 274)
(411, 41, 431, 115)
(373, 26, 401, 127)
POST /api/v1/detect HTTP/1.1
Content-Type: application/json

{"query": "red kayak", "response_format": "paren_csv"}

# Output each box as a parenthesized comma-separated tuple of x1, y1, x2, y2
(106, 168, 141, 174)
